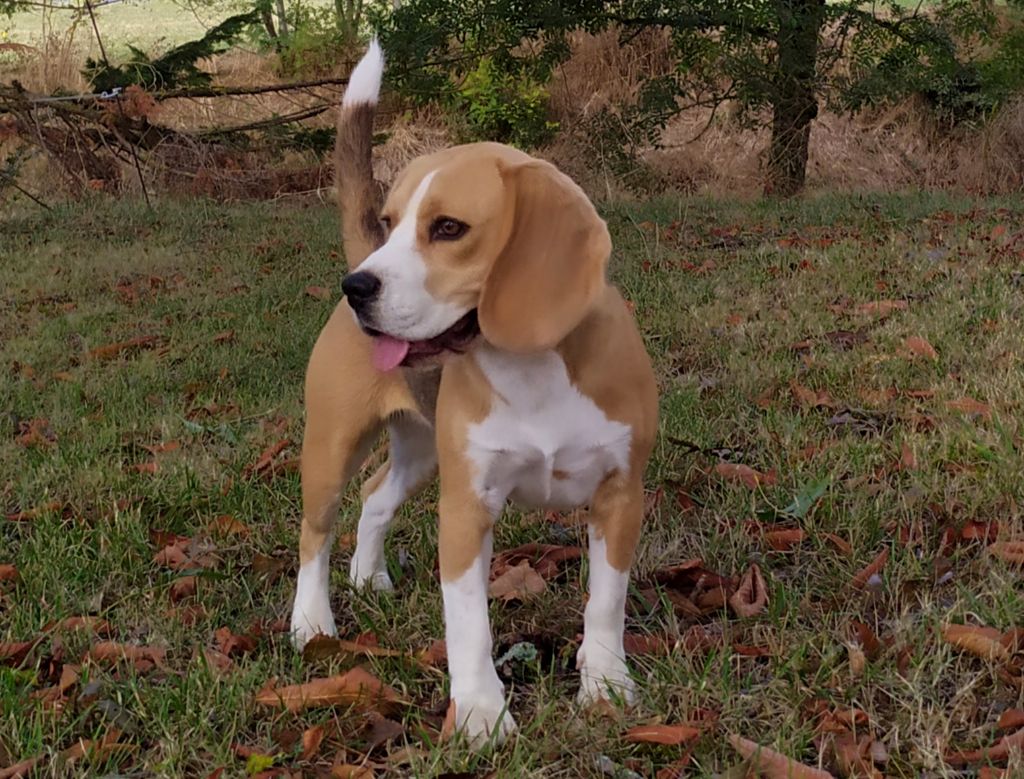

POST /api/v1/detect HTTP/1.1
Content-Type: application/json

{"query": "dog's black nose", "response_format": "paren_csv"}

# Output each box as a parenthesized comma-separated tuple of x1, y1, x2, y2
(341, 271, 381, 309)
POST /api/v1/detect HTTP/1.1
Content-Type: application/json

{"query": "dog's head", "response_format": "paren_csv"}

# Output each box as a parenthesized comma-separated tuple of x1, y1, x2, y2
(341, 143, 611, 371)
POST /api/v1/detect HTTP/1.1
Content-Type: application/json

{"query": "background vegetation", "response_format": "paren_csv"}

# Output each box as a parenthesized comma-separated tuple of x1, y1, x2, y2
(2, 0, 1024, 199)
(3, 1, 1024, 777)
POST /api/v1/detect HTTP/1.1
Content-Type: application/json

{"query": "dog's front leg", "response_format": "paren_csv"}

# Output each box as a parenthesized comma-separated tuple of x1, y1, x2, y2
(350, 415, 437, 590)
(438, 484, 516, 747)
(291, 310, 386, 649)
(292, 419, 378, 648)
(577, 472, 643, 707)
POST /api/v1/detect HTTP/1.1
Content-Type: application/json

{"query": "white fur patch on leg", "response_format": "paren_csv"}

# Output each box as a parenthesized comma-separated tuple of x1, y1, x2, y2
(350, 416, 436, 590)
(342, 38, 383, 107)
(290, 538, 336, 649)
(577, 527, 635, 706)
(443, 533, 517, 747)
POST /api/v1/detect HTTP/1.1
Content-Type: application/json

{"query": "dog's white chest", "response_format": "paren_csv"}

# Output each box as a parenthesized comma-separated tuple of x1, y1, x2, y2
(466, 347, 632, 513)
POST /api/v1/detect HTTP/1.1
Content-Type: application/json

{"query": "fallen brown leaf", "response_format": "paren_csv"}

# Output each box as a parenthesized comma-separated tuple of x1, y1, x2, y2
(0, 640, 39, 667)
(142, 440, 180, 455)
(206, 514, 250, 537)
(624, 723, 700, 745)
(760, 527, 807, 552)
(86, 641, 167, 672)
(417, 639, 447, 666)
(212, 330, 235, 344)
(254, 666, 403, 713)
(729, 564, 768, 618)
(363, 712, 405, 750)
(733, 643, 772, 657)
(622, 632, 672, 656)
(987, 541, 1024, 566)
(331, 765, 374, 779)
(945, 726, 1024, 766)
(962, 521, 999, 543)
(305, 285, 332, 300)
(88, 334, 161, 360)
(153, 542, 190, 569)
(127, 460, 159, 474)
(830, 731, 883, 779)
(681, 624, 725, 653)
(302, 634, 403, 663)
(490, 542, 582, 580)
(15, 418, 55, 448)
(0, 564, 17, 582)
(153, 537, 216, 571)
(440, 699, 457, 742)
(168, 602, 208, 625)
(715, 462, 776, 489)
(850, 621, 882, 661)
(251, 553, 289, 581)
(824, 534, 853, 556)
(301, 725, 325, 760)
(851, 300, 908, 317)
(997, 709, 1024, 731)
(978, 768, 1010, 779)
(202, 648, 234, 674)
(947, 397, 992, 419)
(5, 501, 63, 522)
(655, 755, 693, 779)
(487, 560, 546, 601)
(170, 576, 197, 602)
(791, 381, 834, 409)
(729, 734, 835, 778)
(0, 756, 42, 779)
(903, 336, 938, 360)
(44, 616, 112, 636)
(215, 626, 258, 657)
(245, 439, 291, 479)
(60, 729, 134, 765)
(942, 623, 1011, 662)
(899, 442, 917, 470)
(851, 549, 888, 590)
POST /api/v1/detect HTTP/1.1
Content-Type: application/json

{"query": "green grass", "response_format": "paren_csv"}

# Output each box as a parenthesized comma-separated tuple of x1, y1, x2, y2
(2, 190, 1024, 777)
(2, 0, 238, 53)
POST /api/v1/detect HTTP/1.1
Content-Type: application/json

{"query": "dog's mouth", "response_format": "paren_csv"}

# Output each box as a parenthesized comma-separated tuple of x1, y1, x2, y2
(364, 310, 480, 372)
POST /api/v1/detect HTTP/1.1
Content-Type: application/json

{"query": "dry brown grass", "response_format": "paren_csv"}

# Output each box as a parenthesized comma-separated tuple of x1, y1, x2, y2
(544, 28, 1024, 197)
(3, 23, 1022, 202)
(2, 25, 90, 94)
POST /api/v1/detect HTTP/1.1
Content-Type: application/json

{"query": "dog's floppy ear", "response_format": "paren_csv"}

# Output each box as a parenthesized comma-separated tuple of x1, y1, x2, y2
(478, 160, 610, 353)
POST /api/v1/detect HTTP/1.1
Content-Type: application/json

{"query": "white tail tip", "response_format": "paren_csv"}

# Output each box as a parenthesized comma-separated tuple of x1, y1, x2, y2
(342, 38, 384, 107)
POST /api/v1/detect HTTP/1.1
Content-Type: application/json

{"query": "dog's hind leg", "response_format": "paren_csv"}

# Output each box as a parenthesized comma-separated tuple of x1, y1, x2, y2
(349, 414, 437, 591)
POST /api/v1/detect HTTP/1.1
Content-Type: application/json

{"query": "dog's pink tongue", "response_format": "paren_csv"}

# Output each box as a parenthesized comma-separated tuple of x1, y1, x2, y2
(371, 335, 410, 372)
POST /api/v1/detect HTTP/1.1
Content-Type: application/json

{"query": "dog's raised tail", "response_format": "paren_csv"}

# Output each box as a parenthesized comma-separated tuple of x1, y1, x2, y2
(335, 39, 385, 269)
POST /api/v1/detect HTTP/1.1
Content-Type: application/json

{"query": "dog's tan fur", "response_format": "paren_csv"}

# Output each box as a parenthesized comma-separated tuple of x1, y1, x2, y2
(292, 42, 658, 745)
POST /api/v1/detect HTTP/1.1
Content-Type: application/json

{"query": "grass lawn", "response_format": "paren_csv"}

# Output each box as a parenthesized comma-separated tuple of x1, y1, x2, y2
(3, 0, 232, 53)
(2, 190, 1024, 777)
(2, 0, 332, 52)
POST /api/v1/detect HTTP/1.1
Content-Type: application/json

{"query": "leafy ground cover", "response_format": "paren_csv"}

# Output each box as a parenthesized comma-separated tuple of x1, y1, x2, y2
(2, 190, 1024, 777)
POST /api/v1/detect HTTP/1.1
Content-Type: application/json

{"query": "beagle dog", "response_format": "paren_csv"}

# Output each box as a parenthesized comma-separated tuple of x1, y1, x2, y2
(290, 41, 658, 746)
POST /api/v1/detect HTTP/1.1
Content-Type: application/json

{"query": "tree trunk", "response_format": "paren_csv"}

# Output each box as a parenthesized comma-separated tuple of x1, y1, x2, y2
(767, 0, 824, 196)
(275, 0, 290, 38)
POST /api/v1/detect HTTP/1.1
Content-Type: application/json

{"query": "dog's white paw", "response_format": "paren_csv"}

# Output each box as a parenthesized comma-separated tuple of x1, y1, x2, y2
(452, 686, 517, 748)
(349, 556, 394, 591)
(290, 595, 337, 651)
(576, 644, 636, 707)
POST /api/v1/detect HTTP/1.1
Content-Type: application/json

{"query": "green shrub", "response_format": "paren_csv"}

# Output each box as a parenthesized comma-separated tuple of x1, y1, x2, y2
(452, 56, 558, 148)
(276, 3, 349, 78)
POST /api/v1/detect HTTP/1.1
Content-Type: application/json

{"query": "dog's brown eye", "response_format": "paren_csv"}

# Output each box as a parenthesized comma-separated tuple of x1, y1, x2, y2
(379, 215, 391, 234)
(430, 217, 468, 241)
